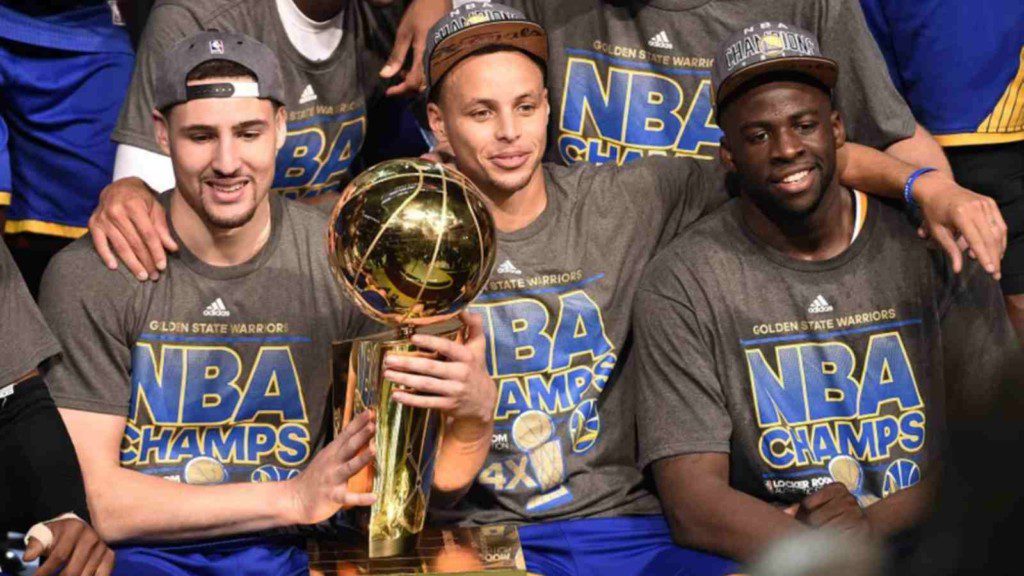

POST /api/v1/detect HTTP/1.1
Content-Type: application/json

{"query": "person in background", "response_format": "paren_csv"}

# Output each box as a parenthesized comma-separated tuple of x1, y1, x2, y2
(861, 0, 1024, 342)
(0, 0, 134, 296)
(1, 239, 114, 576)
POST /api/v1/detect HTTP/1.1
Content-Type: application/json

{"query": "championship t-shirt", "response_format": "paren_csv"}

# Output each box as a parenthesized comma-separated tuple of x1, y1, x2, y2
(505, 0, 915, 166)
(40, 194, 372, 484)
(113, 0, 401, 200)
(632, 197, 1017, 504)
(0, 240, 59, 386)
(433, 157, 726, 525)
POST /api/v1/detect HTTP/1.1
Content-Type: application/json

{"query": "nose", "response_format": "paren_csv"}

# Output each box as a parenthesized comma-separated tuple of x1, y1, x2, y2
(770, 127, 805, 163)
(495, 109, 521, 143)
(211, 134, 242, 176)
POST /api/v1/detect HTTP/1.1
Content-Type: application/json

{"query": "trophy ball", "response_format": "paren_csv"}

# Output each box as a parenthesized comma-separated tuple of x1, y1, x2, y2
(328, 158, 497, 326)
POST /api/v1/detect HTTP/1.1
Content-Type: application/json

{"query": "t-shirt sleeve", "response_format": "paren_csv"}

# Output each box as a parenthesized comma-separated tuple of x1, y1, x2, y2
(584, 157, 727, 248)
(939, 260, 1021, 411)
(38, 245, 138, 416)
(112, 4, 204, 154)
(632, 277, 733, 470)
(0, 242, 59, 386)
(816, 0, 916, 149)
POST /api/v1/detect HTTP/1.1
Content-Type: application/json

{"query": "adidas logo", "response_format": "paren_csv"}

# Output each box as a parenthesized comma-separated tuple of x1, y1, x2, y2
(496, 259, 522, 275)
(648, 30, 673, 50)
(808, 295, 833, 314)
(203, 298, 231, 317)
(299, 84, 317, 104)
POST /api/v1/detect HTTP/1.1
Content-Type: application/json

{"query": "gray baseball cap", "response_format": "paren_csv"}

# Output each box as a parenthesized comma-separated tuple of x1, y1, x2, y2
(711, 22, 837, 113)
(153, 30, 286, 111)
(424, 2, 547, 97)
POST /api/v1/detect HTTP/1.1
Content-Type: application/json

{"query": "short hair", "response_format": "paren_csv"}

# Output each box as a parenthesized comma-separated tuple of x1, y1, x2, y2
(429, 45, 547, 105)
(159, 59, 281, 117)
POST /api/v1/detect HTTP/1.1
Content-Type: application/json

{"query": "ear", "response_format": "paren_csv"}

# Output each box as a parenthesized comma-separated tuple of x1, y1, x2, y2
(275, 106, 288, 151)
(153, 109, 172, 156)
(719, 135, 737, 173)
(427, 102, 449, 150)
(831, 108, 846, 150)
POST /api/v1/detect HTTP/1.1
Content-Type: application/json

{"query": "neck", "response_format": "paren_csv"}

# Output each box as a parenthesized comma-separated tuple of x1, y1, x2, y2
(477, 166, 548, 233)
(289, 0, 344, 22)
(740, 180, 854, 261)
(170, 192, 273, 267)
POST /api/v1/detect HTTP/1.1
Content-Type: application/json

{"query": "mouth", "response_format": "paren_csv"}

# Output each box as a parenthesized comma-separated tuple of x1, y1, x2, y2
(489, 150, 531, 171)
(770, 167, 817, 195)
(203, 179, 249, 203)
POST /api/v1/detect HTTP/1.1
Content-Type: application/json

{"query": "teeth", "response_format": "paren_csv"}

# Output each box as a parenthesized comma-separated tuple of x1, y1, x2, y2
(211, 182, 243, 192)
(782, 170, 809, 184)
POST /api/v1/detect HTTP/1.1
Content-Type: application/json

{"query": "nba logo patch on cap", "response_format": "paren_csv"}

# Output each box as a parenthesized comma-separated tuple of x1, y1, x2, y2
(209, 39, 225, 54)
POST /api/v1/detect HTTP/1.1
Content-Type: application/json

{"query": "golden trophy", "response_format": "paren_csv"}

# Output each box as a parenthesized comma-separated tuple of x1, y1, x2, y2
(327, 158, 497, 559)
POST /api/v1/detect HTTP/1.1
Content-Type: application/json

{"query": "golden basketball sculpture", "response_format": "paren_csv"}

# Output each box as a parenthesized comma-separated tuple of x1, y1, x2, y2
(327, 158, 496, 558)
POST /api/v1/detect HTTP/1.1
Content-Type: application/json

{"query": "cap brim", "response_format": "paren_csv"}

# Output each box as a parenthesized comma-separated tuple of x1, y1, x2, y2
(715, 56, 838, 109)
(428, 21, 548, 88)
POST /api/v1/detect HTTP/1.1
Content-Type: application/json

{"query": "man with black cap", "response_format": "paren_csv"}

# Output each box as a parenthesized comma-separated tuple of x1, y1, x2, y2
(629, 22, 1019, 562)
(413, 5, 1007, 576)
(37, 30, 497, 575)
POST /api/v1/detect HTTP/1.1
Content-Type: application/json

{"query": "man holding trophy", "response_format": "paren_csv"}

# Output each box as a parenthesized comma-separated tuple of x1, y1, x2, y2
(37, 31, 497, 575)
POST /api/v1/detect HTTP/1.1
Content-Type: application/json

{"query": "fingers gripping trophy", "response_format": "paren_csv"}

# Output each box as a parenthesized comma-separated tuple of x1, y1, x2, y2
(328, 158, 496, 558)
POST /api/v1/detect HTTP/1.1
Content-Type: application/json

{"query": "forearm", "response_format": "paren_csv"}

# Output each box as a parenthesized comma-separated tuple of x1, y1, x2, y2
(430, 417, 492, 507)
(864, 478, 936, 538)
(664, 484, 804, 562)
(87, 466, 298, 543)
(838, 141, 954, 203)
(884, 124, 952, 176)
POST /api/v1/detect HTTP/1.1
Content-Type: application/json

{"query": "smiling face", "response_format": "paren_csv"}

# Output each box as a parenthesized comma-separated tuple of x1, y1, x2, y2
(155, 76, 286, 231)
(719, 79, 845, 220)
(427, 49, 549, 200)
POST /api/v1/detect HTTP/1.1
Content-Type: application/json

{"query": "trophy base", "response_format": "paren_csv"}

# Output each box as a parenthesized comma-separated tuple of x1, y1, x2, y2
(370, 534, 414, 559)
(309, 525, 527, 576)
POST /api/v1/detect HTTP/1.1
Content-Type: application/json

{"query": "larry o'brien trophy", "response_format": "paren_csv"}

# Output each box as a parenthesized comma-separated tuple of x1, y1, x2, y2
(326, 158, 498, 560)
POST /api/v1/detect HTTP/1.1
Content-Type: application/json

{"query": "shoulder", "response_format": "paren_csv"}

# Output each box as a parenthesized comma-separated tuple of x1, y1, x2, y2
(642, 202, 740, 293)
(150, 0, 266, 32)
(40, 237, 140, 317)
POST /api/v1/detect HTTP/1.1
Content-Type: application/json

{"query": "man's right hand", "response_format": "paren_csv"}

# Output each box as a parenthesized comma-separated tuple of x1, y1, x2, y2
(794, 482, 869, 535)
(286, 409, 377, 525)
(88, 177, 177, 281)
(24, 518, 115, 576)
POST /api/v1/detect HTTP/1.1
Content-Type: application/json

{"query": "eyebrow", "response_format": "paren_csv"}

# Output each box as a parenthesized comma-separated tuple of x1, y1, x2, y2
(464, 89, 541, 107)
(181, 119, 270, 132)
(739, 107, 819, 129)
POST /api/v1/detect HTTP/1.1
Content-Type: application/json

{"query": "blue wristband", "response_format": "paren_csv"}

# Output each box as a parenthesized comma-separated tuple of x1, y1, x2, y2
(903, 167, 937, 209)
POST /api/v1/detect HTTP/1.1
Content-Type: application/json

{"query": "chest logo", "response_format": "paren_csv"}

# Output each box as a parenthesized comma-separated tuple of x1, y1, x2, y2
(648, 31, 673, 50)
(203, 298, 231, 317)
(808, 295, 833, 314)
(496, 260, 522, 275)
(299, 84, 317, 104)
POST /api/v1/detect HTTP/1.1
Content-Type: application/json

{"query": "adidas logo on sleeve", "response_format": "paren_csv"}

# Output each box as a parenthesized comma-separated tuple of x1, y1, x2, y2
(648, 30, 673, 50)
(807, 295, 833, 314)
(203, 298, 231, 317)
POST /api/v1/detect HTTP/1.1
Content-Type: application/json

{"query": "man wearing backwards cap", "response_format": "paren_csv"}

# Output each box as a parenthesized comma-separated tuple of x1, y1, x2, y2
(37, 30, 497, 575)
(414, 5, 1004, 576)
(630, 23, 1019, 562)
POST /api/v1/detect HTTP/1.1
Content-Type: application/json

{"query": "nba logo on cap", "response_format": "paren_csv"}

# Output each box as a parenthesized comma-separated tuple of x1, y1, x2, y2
(209, 39, 225, 54)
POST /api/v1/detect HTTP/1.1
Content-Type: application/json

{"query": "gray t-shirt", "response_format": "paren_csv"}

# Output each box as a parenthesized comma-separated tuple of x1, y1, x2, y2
(113, 0, 399, 200)
(632, 197, 1017, 505)
(0, 241, 59, 387)
(506, 0, 916, 166)
(40, 194, 372, 484)
(433, 157, 725, 525)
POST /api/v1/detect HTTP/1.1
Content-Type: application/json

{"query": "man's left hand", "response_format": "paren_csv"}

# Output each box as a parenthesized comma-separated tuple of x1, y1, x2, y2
(914, 172, 1007, 279)
(379, 0, 451, 96)
(383, 311, 496, 426)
